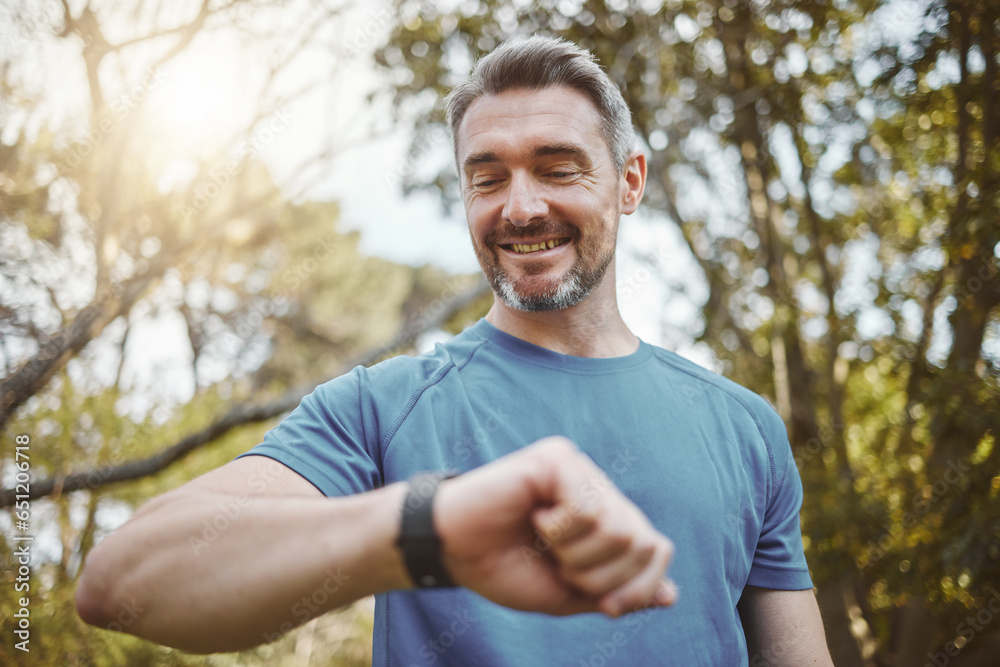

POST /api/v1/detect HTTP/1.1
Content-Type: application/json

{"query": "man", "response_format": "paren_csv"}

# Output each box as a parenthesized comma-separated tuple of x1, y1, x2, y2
(76, 36, 833, 665)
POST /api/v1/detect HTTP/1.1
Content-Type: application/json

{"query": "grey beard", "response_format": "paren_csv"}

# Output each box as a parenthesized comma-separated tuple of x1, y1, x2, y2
(495, 271, 588, 312)
(473, 221, 617, 312)
(491, 248, 613, 311)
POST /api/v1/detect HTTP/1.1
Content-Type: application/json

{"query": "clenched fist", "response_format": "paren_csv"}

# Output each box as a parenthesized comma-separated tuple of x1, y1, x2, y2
(433, 436, 677, 617)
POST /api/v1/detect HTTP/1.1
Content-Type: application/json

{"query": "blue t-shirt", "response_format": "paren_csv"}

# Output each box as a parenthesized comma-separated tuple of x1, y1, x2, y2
(240, 318, 812, 666)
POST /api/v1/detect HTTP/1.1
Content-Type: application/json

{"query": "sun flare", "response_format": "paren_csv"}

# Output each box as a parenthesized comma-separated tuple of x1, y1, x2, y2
(143, 35, 257, 161)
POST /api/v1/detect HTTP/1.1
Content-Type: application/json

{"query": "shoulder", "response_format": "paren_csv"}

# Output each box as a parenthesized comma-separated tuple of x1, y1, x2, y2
(647, 345, 791, 491)
(308, 323, 490, 423)
(648, 346, 783, 431)
(358, 323, 488, 391)
(296, 324, 490, 452)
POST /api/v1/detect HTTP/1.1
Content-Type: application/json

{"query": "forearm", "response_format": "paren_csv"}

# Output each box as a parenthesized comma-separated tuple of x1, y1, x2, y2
(76, 482, 411, 653)
(740, 586, 833, 666)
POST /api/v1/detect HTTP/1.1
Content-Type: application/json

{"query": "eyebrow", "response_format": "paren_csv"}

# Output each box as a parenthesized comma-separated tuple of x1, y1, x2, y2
(463, 150, 502, 169)
(533, 143, 589, 162)
(462, 142, 592, 171)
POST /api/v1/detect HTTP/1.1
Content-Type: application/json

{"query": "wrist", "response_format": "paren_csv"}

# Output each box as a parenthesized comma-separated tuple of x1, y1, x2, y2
(432, 477, 461, 584)
(378, 483, 417, 593)
(396, 472, 460, 588)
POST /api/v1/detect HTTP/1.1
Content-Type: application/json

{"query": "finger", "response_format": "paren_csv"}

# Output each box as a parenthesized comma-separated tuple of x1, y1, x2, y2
(543, 589, 604, 617)
(560, 537, 656, 597)
(598, 539, 676, 617)
(532, 500, 597, 544)
(547, 524, 632, 570)
(602, 576, 678, 618)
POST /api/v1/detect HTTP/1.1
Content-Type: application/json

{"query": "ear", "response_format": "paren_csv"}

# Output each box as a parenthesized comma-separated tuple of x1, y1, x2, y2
(620, 149, 646, 215)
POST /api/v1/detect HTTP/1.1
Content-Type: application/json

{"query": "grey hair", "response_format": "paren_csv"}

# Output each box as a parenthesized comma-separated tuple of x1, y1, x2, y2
(445, 35, 635, 173)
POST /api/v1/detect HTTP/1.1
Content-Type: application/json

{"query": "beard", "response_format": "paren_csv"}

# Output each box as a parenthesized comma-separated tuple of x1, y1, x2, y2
(471, 219, 616, 312)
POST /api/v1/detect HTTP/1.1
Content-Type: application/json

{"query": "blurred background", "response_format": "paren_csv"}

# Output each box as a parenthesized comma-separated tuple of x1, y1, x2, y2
(0, 0, 998, 664)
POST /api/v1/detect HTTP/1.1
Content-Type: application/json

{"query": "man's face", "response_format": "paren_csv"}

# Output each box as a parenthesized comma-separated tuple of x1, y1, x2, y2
(457, 86, 628, 312)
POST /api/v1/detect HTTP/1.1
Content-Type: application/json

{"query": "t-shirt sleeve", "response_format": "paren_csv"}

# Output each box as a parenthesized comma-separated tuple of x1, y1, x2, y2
(745, 411, 814, 590)
(236, 367, 382, 497)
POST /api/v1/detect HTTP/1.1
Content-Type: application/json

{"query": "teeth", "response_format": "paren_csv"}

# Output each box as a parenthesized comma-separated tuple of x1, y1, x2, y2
(510, 238, 568, 254)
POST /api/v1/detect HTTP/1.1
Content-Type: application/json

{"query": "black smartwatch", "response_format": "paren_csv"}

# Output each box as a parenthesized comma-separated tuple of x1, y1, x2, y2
(396, 471, 460, 588)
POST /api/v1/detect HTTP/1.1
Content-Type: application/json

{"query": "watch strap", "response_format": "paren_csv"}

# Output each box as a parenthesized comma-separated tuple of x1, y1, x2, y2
(397, 471, 459, 588)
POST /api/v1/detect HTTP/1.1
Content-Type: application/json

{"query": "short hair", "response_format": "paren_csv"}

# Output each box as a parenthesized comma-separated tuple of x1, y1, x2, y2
(445, 35, 635, 173)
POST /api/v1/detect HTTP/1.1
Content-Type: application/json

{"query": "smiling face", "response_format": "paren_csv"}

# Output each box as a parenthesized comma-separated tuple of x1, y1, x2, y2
(457, 86, 638, 312)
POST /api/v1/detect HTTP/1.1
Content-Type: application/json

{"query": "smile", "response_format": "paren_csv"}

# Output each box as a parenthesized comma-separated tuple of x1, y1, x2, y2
(502, 238, 571, 254)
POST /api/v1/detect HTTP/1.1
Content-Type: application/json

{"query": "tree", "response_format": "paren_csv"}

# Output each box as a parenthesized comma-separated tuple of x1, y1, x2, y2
(372, 0, 1000, 662)
(0, 0, 486, 663)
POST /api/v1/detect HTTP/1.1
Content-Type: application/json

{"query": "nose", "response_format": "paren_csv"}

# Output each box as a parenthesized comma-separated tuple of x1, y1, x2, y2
(501, 171, 549, 227)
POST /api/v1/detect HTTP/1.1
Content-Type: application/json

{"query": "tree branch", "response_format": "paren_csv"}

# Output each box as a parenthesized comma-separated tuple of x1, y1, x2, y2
(106, 0, 212, 54)
(0, 269, 161, 432)
(0, 279, 490, 507)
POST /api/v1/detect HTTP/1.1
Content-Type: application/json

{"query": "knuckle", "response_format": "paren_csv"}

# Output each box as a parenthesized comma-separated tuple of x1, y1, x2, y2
(575, 505, 599, 526)
(541, 435, 577, 454)
(661, 537, 675, 561)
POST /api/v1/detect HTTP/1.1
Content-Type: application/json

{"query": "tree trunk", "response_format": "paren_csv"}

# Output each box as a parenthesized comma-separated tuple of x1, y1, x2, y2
(890, 602, 936, 666)
(816, 576, 875, 667)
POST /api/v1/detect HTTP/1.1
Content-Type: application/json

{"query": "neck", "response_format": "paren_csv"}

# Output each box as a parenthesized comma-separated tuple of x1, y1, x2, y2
(484, 273, 639, 358)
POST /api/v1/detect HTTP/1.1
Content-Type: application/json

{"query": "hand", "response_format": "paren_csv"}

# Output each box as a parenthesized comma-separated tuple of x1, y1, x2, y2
(433, 436, 677, 617)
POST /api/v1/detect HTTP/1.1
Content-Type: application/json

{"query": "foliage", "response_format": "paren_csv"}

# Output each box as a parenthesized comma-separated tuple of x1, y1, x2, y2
(0, 0, 481, 663)
(373, 0, 1000, 661)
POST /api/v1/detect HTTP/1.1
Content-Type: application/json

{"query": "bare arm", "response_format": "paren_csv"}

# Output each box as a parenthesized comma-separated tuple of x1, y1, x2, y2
(76, 437, 676, 653)
(75, 455, 412, 653)
(738, 586, 833, 666)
